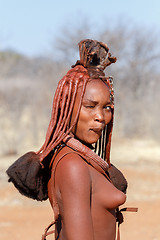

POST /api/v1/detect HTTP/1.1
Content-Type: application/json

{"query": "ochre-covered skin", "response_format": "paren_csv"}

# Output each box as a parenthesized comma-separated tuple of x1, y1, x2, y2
(37, 39, 117, 166)
(47, 79, 126, 240)
(6, 39, 136, 240)
(48, 147, 126, 240)
(40, 39, 128, 240)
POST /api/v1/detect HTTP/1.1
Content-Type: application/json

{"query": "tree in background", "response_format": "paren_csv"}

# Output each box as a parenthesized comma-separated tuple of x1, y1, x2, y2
(53, 20, 160, 139)
(0, 18, 160, 156)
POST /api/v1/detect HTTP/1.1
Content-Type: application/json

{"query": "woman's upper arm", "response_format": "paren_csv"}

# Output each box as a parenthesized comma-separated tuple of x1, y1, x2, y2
(55, 154, 94, 240)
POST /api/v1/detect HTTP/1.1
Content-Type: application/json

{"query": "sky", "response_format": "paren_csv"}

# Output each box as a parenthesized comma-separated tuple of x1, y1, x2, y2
(0, 0, 159, 57)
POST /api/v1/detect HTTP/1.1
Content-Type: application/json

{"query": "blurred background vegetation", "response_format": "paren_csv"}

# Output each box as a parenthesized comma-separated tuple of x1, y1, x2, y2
(0, 18, 160, 156)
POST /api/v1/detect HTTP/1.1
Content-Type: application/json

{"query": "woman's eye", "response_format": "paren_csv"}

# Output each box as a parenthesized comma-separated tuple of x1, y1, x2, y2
(104, 105, 111, 110)
(85, 105, 95, 108)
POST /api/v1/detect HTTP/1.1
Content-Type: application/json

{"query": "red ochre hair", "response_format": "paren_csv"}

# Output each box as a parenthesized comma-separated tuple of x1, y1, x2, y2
(37, 39, 117, 166)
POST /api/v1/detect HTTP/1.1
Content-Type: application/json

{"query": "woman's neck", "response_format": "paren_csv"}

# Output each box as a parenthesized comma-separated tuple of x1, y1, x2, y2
(69, 132, 94, 150)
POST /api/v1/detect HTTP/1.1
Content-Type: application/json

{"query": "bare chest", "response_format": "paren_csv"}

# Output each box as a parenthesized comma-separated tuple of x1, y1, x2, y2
(88, 164, 126, 210)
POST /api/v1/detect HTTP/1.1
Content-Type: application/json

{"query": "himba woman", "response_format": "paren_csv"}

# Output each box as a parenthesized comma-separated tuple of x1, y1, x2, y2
(7, 39, 137, 240)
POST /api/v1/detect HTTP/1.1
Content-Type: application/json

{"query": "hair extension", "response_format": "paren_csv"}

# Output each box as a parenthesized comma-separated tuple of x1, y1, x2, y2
(37, 66, 90, 163)
(6, 39, 118, 206)
(37, 39, 116, 166)
(101, 127, 106, 160)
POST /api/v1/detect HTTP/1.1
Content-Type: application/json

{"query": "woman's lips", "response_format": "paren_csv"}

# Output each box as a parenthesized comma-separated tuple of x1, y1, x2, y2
(90, 127, 103, 135)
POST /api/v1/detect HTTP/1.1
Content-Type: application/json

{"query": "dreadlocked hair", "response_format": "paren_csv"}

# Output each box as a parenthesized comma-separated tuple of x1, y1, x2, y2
(37, 65, 90, 163)
(93, 76, 114, 166)
(6, 39, 118, 202)
(37, 39, 117, 166)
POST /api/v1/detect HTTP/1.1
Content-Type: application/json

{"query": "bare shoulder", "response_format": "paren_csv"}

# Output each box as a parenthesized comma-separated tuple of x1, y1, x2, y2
(55, 146, 91, 190)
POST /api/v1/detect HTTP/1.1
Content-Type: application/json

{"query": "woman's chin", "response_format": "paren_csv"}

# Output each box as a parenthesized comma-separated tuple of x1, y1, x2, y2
(81, 135, 100, 145)
(73, 131, 101, 146)
(88, 133, 101, 144)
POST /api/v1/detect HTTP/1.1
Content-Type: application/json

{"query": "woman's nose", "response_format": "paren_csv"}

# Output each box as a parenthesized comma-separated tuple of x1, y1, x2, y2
(95, 109, 105, 123)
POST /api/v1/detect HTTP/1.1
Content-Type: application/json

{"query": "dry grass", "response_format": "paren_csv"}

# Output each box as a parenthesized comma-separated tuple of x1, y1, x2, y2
(0, 138, 160, 240)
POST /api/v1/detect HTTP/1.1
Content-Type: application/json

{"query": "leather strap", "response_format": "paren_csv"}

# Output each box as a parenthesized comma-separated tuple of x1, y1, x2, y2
(42, 145, 138, 240)
(42, 146, 111, 240)
(49, 147, 111, 222)
(41, 221, 55, 240)
(116, 207, 138, 240)
(42, 207, 138, 240)
(42, 150, 74, 240)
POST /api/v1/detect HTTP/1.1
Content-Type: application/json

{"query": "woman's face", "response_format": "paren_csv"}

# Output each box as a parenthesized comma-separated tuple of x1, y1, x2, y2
(71, 79, 113, 145)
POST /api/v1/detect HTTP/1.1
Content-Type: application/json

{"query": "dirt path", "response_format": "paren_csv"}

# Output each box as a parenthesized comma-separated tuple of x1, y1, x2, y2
(0, 139, 160, 240)
(1, 200, 159, 240)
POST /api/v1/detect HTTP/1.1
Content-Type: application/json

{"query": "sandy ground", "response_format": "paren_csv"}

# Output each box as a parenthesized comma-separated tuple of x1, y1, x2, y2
(0, 138, 160, 240)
